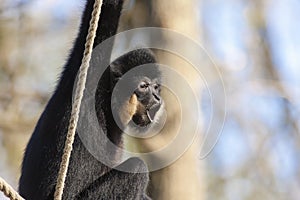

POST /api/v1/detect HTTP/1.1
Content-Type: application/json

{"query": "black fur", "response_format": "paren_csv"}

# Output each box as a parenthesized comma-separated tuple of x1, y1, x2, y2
(19, 1, 156, 199)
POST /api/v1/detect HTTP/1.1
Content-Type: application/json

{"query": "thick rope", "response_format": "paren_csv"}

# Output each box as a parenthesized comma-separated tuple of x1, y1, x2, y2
(0, 177, 24, 200)
(54, 0, 103, 199)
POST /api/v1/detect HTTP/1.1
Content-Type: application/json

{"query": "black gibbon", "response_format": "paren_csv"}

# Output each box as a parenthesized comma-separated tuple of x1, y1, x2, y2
(19, 0, 162, 199)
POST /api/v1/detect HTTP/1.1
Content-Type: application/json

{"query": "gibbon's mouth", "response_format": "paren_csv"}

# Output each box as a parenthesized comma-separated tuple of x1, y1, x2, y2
(132, 104, 161, 127)
(146, 104, 161, 122)
(146, 110, 153, 123)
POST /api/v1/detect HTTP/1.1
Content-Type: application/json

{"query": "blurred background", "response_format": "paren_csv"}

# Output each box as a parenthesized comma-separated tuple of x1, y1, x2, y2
(0, 0, 299, 199)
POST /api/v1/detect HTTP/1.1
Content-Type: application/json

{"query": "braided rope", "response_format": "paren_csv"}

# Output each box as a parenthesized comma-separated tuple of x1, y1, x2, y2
(53, 0, 103, 199)
(0, 177, 24, 200)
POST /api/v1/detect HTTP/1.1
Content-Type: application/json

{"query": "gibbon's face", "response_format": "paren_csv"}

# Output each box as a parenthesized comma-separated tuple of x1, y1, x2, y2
(131, 77, 162, 127)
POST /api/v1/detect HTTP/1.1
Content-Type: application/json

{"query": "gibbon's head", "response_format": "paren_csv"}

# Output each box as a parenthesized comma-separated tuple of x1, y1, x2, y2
(130, 77, 162, 127)
(110, 49, 163, 128)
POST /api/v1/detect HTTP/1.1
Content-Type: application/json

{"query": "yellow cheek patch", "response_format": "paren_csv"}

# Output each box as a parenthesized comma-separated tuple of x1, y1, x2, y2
(128, 94, 139, 117)
(119, 94, 138, 125)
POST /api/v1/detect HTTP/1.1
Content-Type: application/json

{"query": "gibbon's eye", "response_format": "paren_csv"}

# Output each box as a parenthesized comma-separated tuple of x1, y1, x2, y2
(139, 82, 148, 89)
(154, 84, 160, 90)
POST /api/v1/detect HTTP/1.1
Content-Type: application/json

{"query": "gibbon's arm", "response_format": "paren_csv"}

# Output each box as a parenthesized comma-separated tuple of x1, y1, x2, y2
(19, 1, 124, 199)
